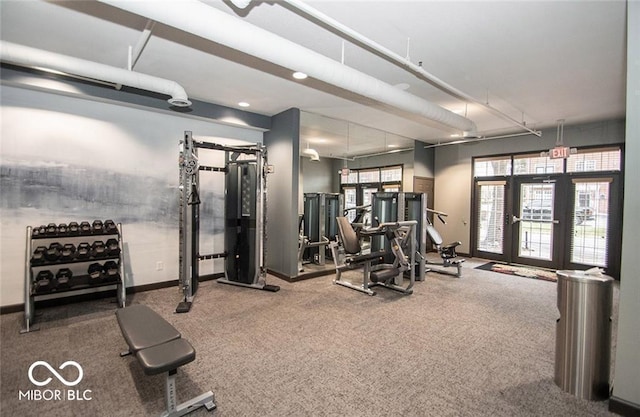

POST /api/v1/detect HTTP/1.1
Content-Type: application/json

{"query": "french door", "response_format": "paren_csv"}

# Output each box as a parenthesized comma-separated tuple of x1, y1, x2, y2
(473, 177, 564, 269)
(512, 177, 563, 269)
(473, 174, 622, 277)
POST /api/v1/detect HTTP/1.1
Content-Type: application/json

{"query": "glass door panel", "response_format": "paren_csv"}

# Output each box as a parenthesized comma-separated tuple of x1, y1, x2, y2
(571, 180, 610, 267)
(342, 186, 357, 222)
(360, 187, 378, 227)
(518, 182, 555, 261)
(476, 182, 505, 254)
(362, 187, 378, 207)
(512, 179, 563, 269)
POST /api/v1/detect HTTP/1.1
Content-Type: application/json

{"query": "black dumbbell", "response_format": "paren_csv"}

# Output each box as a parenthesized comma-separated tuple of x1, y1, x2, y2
(68, 222, 80, 235)
(55, 268, 73, 289)
(105, 238, 120, 257)
(88, 263, 103, 283)
(79, 221, 91, 235)
(34, 270, 54, 293)
(103, 261, 120, 282)
(31, 246, 48, 265)
(59, 243, 76, 262)
(92, 220, 104, 234)
(57, 223, 68, 236)
(76, 242, 91, 260)
(104, 220, 117, 234)
(91, 241, 106, 258)
(32, 225, 46, 238)
(45, 223, 58, 236)
(44, 242, 62, 262)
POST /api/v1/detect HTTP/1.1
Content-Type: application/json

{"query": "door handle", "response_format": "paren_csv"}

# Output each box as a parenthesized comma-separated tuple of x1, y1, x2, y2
(513, 217, 560, 224)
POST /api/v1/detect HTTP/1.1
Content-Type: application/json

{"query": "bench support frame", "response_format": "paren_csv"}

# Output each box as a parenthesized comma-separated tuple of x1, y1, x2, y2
(161, 369, 216, 417)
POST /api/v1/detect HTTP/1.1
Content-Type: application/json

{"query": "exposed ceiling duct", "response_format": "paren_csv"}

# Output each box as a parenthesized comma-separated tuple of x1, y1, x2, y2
(0, 40, 191, 107)
(301, 148, 320, 161)
(97, 0, 476, 135)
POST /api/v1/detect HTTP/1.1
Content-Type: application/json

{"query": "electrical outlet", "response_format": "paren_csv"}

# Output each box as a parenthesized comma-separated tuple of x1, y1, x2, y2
(156, 261, 164, 271)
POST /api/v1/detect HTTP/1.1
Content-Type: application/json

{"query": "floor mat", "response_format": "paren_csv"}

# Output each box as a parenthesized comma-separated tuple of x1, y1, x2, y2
(475, 262, 557, 282)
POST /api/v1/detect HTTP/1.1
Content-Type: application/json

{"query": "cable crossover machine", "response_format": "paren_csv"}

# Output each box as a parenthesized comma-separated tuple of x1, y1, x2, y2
(177, 131, 279, 313)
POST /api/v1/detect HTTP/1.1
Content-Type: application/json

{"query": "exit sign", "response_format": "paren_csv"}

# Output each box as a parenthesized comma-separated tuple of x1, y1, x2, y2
(550, 146, 570, 159)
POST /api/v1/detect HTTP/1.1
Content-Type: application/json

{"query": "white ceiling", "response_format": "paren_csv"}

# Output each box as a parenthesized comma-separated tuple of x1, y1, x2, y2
(0, 0, 628, 158)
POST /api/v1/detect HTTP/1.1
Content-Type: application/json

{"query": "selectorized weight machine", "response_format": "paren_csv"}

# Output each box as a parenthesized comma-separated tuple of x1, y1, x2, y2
(371, 192, 427, 281)
(331, 216, 417, 296)
(298, 193, 343, 271)
(177, 131, 279, 313)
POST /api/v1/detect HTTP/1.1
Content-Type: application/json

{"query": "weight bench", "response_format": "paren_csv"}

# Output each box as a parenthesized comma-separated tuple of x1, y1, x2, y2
(426, 224, 465, 278)
(116, 304, 216, 417)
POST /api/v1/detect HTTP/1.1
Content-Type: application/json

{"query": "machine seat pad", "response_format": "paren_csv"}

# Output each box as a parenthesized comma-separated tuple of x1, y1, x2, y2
(136, 338, 195, 376)
(370, 267, 400, 283)
(442, 241, 462, 250)
(116, 304, 181, 353)
(346, 251, 386, 265)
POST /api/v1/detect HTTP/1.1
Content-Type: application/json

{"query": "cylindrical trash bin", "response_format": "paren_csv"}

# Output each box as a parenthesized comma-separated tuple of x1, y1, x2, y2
(554, 270, 613, 400)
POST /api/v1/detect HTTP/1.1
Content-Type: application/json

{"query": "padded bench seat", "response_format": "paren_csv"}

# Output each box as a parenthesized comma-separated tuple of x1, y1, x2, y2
(116, 304, 215, 417)
(116, 304, 181, 354)
(370, 267, 400, 283)
(137, 338, 196, 376)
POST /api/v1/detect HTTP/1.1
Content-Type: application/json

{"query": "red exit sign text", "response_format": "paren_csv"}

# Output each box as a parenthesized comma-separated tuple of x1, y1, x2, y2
(550, 146, 570, 159)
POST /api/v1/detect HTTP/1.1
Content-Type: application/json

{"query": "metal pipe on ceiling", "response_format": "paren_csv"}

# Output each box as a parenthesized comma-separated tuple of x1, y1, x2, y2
(281, 0, 541, 138)
(97, 0, 476, 134)
(0, 40, 191, 107)
(424, 131, 538, 148)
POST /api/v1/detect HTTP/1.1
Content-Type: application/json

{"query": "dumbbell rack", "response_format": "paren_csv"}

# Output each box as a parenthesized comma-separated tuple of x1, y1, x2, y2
(21, 220, 126, 333)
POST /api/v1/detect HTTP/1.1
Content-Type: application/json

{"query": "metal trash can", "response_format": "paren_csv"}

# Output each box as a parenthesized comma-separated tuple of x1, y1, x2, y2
(554, 270, 614, 400)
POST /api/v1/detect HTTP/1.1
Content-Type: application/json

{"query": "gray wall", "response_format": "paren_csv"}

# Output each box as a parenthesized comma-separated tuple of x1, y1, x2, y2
(300, 156, 336, 214)
(611, 0, 640, 409)
(0, 83, 264, 307)
(301, 157, 335, 193)
(413, 142, 435, 179)
(264, 108, 300, 278)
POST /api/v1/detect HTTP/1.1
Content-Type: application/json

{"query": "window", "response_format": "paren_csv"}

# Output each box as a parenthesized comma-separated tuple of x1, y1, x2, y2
(358, 169, 380, 183)
(575, 160, 596, 172)
(474, 156, 511, 177)
(567, 148, 620, 172)
(513, 154, 563, 175)
(340, 166, 402, 186)
(340, 171, 358, 184)
(339, 165, 403, 210)
(380, 166, 402, 182)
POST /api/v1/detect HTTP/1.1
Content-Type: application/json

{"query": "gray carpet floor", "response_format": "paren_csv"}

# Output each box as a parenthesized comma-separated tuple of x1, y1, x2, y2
(1, 257, 619, 416)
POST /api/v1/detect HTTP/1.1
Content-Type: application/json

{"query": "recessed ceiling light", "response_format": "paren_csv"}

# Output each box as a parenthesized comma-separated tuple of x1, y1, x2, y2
(293, 71, 308, 80)
(387, 144, 398, 148)
(450, 133, 461, 138)
(238, 101, 250, 107)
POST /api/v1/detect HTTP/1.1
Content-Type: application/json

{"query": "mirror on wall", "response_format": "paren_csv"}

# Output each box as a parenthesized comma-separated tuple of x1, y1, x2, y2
(299, 111, 415, 161)
(296, 112, 417, 279)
